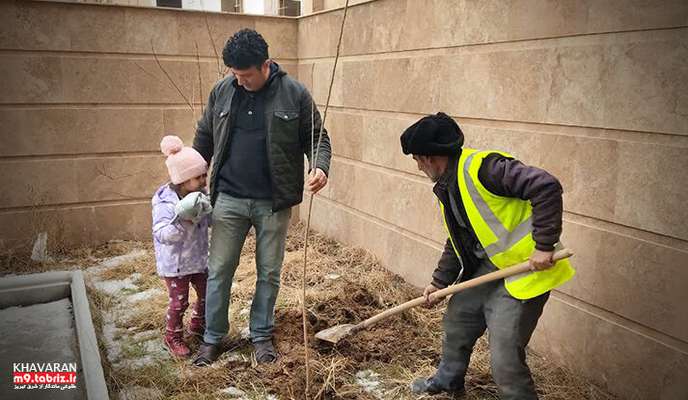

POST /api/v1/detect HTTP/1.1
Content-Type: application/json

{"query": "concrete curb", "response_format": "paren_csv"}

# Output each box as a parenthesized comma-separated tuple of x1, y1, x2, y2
(0, 271, 109, 399)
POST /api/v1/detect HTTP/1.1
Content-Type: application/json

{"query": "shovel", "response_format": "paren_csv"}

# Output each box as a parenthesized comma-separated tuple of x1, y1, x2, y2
(315, 249, 573, 344)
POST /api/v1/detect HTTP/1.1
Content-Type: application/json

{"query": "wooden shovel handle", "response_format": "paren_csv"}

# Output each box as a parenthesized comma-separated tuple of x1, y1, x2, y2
(359, 249, 573, 330)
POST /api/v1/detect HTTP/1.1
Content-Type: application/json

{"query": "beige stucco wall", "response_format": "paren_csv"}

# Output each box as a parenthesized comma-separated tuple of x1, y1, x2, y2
(297, 1, 688, 399)
(0, 0, 297, 250)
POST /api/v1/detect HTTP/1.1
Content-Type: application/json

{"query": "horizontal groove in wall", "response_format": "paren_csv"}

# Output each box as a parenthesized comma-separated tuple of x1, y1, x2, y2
(332, 153, 429, 184)
(328, 155, 688, 249)
(2, 103, 681, 144)
(297, 25, 688, 62)
(313, 194, 444, 250)
(324, 106, 688, 145)
(0, 198, 150, 215)
(563, 212, 688, 252)
(551, 291, 688, 355)
(0, 151, 162, 162)
(0, 102, 206, 108)
(319, 106, 688, 145)
(312, 194, 688, 354)
(299, 0, 377, 18)
(18, 0, 297, 20)
(0, 48, 299, 63)
(0, 49, 223, 62)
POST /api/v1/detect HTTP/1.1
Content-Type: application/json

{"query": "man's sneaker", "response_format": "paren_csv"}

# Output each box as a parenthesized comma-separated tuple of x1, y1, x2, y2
(163, 335, 191, 358)
(411, 377, 465, 397)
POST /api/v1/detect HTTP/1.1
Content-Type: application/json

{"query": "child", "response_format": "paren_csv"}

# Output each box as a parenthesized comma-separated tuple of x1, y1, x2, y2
(152, 135, 212, 358)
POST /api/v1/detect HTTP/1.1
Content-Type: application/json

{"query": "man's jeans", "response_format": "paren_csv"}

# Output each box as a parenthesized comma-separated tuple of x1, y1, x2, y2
(204, 193, 291, 345)
(432, 259, 550, 400)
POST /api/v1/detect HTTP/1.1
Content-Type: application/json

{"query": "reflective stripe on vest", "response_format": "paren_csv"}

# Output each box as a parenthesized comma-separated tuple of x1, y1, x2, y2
(442, 148, 575, 300)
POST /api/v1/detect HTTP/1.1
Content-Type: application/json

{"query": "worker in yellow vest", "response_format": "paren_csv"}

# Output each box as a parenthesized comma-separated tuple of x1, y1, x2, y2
(400, 112, 574, 399)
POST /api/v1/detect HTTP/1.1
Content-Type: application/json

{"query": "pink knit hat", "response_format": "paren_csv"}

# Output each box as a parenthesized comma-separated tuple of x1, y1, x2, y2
(160, 135, 208, 185)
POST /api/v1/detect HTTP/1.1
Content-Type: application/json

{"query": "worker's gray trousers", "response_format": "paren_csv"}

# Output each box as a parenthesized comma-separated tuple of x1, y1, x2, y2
(432, 260, 550, 400)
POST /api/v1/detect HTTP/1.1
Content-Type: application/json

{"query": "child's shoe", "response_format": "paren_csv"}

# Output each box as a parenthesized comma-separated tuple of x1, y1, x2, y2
(186, 323, 205, 339)
(164, 333, 191, 358)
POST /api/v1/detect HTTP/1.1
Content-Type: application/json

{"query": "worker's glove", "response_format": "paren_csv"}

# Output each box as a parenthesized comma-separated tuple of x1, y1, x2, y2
(175, 192, 212, 224)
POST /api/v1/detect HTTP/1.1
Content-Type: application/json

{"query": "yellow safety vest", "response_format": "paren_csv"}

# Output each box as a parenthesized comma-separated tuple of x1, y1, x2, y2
(438, 148, 575, 300)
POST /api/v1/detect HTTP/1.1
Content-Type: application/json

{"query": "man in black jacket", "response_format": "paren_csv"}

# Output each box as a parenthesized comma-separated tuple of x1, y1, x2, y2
(401, 113, 569, 399)
(192, 29, 331, 366)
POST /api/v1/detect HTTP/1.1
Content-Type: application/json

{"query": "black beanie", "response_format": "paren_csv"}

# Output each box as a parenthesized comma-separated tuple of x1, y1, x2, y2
(400, 112, 464, 156)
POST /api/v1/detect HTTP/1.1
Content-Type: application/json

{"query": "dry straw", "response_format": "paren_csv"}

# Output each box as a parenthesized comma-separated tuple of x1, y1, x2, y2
(45, 223, 618, 400)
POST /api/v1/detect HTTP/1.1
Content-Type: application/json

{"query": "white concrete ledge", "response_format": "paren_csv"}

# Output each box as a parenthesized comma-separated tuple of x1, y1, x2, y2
(0, 270, 109, 399)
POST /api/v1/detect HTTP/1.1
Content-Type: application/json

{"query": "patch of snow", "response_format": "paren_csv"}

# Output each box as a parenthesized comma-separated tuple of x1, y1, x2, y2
(116, 338, 170, 369)
(240, 327, 251, 339)
(87, 249, 147, 276)
(355, 369, 383, 397)
(94, 273, 141, 295)
(102, 307, 165, 367)
(102, 311, 122, 362)
(132, 330, 158, 342)
(101, 250, 148, 269)
(224, 352, 243, 362)
(141, 338, 164, 354)
(118, 356, 158, 369)
(126, 288, 164, 303)
(117, 303, 139, 321)
(30, 232, 51, 263)
(219, 386, 247, 398)
(325, 273, 341, 280)
(118, 385, 163, 400)
(0, 299, 76, 371)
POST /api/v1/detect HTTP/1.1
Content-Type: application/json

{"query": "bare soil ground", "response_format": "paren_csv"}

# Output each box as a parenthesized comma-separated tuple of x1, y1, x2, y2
(3, 224, 615, 400)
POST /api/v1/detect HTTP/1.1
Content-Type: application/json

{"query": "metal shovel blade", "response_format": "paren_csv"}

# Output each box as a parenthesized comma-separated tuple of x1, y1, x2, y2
(314, 323, 358, 344)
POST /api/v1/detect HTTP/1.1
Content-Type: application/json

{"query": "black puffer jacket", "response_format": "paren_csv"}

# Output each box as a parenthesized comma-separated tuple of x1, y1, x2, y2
(193, 62, 331, 211)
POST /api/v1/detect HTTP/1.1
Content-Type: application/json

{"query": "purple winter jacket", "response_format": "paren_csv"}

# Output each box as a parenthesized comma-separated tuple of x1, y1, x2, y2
(151, 184, 209, 277)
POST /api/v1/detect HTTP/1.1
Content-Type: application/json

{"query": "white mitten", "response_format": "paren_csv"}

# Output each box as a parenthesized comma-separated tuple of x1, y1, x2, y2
(175, 192, 212, 224)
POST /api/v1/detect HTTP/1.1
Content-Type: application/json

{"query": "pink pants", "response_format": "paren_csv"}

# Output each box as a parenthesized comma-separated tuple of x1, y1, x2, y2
(163, 272, 207, 338)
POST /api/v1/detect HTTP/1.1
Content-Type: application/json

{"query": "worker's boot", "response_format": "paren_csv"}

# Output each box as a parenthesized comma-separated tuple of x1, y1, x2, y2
(164, 332, 191, 358)
(411, 377, 465, 397)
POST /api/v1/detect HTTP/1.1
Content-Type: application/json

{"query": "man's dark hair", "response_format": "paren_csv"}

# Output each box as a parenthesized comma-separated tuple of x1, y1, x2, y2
(222, 28, 269, 69)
